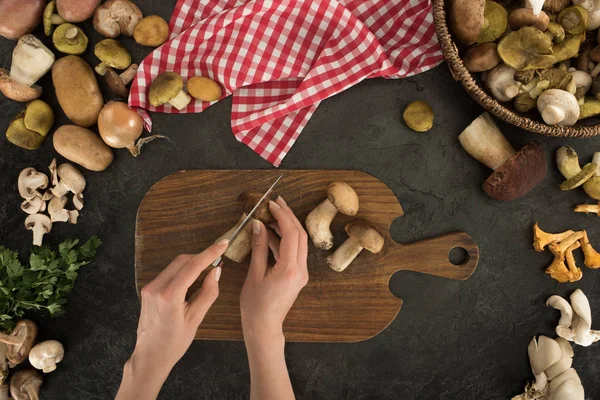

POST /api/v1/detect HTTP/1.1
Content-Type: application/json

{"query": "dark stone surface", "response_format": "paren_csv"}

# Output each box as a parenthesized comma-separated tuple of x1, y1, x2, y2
(1, 1, 600, 399)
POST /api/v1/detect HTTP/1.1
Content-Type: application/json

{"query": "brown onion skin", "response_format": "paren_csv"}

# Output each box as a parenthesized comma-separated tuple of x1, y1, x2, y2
(98, 101, 144, 150)
(0, 0, 45, 40)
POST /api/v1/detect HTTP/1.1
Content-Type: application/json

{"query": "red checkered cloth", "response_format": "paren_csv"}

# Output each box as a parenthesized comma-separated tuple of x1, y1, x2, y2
(129, 0, 443, 166)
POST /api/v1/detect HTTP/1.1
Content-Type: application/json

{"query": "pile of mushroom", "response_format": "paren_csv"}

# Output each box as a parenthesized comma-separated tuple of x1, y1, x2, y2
(18, 160, 86, 246)
(533, 223, 600, 282)
(449, 0, 600, 125)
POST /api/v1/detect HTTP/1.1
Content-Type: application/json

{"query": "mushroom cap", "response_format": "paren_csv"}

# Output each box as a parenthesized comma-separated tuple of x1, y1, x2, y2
(57, 163, 86, 193)
(53, 23, 88, 55)
(477, 1, 508, 43)
(483, 141, 547, 201)
(558, 5, 589, 35)
(508, 8, 550, 31)
(56, 0, 100, 22)
(97, 101, 144, 148)
(187, 76, 223, 102)
(133, 15, 170, 47)
(345, 220, 384, 253)
(449, 0, 485, 44)
(23, 100, 54, 136)
(104, 68, 129, 97)
(0, 0, 45, 40)
(24, 214, 52, 233)
(326, 182, 359, 216)
(0, 69, 42, 102)
(498, 27, 556, 70)
(93, 0, 143, 38)
(28, 340, 64, 372)
(402, 100, 434, 132)
(238, 192, 277, 224)
(6, 320, 38, 366)
(6, 117, 46, 151)
(149, 72, 184, 107)
(463, 42, 500, 72)
(94, 39, 132, 69)
(10, 369, 42, 400)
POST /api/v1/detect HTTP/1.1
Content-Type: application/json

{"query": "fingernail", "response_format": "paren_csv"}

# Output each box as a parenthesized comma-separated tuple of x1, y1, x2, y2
(252, 219, 262, 234)
(214, 267, 222, 282)
(277, 196, 287, 206)
(217, 239, 229, 246)
(269, 200, 281, 209)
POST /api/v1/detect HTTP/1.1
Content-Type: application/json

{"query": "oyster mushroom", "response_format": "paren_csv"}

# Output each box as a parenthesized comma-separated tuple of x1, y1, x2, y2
(29, 340, 64, 373)
(498, 27, 556, 70)
(327, 220, 384, 272)
(533, 223, 575, 252)
(557, 5, 589, 34)
(449, 0, 485, 44)
(537, 89, 580, 126)
(545, 338, 574, 380)
(148, 72, 192, 110)
(52, 23, 88, 55)
(94, 39, 132, 76)
(477, 1, 508, 43)
(6, 100, 54, 150)
(305, 182, 359, 250)
(56, 0, 101, 23)
(0, 35, 55, 102)
(570, 289, 600, 346)
(485, 64, 519, 102)
(556, 146, 596, 190)
(18, 168, 48, 200)
(459, 113, 546, 201)
(509, 8, 550, 30)
(547, 296, 575, 340)
(10, 369, 42, 400)
(529, 336, 562, 391)
(93, 0, 143, 38)
(581, 152, 600, 198)
(463, 42, 501, 72)
(0, 0, 45, 40)
(133, 15, 170, 47)
(0, 320, 37, 367)
(547, 370, 584, 400)
(24, 214, 52, 246)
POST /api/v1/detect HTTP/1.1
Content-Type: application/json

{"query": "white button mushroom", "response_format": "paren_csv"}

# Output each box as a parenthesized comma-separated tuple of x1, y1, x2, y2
(20, 197, 44, 215)
(28, 340, 64, 373)
(24, 214, 52, 246)
(50, 163, 86, 198)
(326, 220, 384, 272)
(537, 89, 580, 126)
(485, 64, 520, 102)
(305, 182, 359, 250)
(18, 168, 49, 200)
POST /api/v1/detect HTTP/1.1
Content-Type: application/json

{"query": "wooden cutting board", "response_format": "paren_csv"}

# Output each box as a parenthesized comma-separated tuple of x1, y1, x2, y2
(135, 170, 479, 342)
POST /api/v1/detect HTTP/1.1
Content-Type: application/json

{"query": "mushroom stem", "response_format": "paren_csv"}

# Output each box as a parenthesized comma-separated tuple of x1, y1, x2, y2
(31, 224, 46, 246)
(579, 231, 600, 268)
(541, 104, 566, 125)
(119, 64, 138, 85)
(168, 90, 192, 110)
(95, 62, 108, 76)
(327, 237, 364, 272)
(64, 27, 78, 43)
(459, 113, 516, 170)
(215, 214, 253, 263)
(573, 203, 600, 215)
(129, 135, 167, 157)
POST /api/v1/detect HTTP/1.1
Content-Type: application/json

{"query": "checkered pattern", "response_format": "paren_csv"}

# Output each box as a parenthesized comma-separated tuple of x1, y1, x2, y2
(129, 0, 443, 166)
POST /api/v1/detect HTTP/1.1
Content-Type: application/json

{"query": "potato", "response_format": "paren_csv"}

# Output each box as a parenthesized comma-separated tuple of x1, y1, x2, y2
(450, 0, 485, 45)
(52, 55, 104, 127)
(53, 125, 113, 171)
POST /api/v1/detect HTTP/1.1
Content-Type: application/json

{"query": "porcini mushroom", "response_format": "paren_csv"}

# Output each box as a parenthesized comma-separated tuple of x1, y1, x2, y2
(94, 39, 132, 76)
(326, 220, 384, 272)
(52, 23, 88, 55)
(0, 0, 45, 40)
(402, 100, 434, 132)
(56, 0, 101, 23)
(449, 0, 485, 44)
(51, 163, 85, 198)
(103, 65, 138, 97)
(485, 64, 520, 102)
(93, 0, 143, 38)
(578, 231, 600, 268)
(463, 43, 501, 72)
(547, 295, 575, 340)
(24, 214, 52, 246)
(533, 223, 575, 252)
(98, 101, 165, 156)
(509, 8, 550, 30)
(546, 232, 584, 283)
(10, 369, 42, 400)
(133, 15, 170, 47)
(29, 340, 64, 373)
(537, 89, 580, 126)
(459, 112, 547, 201)
(148, 72, 192, 110)
(556, 146, 595, 190)
(0, 35, 55, 102)
(582, 152, 600, 199)
(18, 168, 48, 200)
(305, 182, 359, 250)
(0, 320, 37, 367)
(43, 1, 66, 36)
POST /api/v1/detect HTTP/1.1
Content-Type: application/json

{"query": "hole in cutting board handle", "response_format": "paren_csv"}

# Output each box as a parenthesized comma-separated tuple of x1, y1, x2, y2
(448, 247, 469, 266)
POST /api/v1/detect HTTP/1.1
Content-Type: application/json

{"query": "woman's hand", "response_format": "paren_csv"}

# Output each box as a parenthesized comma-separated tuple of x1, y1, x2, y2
(116, 241, 227, 400)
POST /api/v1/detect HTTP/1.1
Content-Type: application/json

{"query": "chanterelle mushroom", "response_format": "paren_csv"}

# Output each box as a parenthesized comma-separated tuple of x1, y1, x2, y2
(29, 340, 64, 373)
(51, 163, 86, 198)
(10, 369, 42, 400)
(0, 320, 37, 368)
(305, 182, 359, 250)
(0, 35, 55, 102)
(556, 146, 595, 190)
(459, 113, 546, 201)
(573, 202, 600, 215)
(579, 231, 600, 268)
(463, 42, 501, 72)
(546, 232, 584, 283)
(93, 0, 143, 39)
(18, 168, 48, 200)
(149, 72, 192, 110)
(547, 296, 575, 340)
(533, 223, 575, 252)
(327, 220, 384, 272)
(24, 214, 52, 246)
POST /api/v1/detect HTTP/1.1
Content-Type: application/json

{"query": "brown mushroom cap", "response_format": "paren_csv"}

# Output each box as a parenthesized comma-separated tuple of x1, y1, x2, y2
(450, 0, 485, 44)
(483, 141, 547, 201)
(6, 320, 38, 367)
(93, 0, 143, 38)
(345, 220, 384, 253)
(238, 192, 277, 224)
(10, 369, 42, 400)
(104, 68, 129, 98)
(133, 15, 170, 47)
(0, 0, 45, 40)
(463, 42, 501, 72)
(149, 72, 184, 107)
(0, 69, 42, 102)
(508, 8, 550, 31)
(56, 0, 101, 23)
(326, 182, 359, 216)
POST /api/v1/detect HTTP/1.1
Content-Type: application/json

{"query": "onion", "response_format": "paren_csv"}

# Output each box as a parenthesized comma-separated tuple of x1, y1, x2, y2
(97, 101, 165, 156)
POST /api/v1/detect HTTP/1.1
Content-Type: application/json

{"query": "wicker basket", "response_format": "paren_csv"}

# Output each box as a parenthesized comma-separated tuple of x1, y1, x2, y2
(432, 0, 600, 137)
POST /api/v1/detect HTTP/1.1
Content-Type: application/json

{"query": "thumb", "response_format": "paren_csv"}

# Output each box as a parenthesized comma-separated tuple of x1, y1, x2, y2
(187, 266, 221, 327)
(249, 219, 269, 279)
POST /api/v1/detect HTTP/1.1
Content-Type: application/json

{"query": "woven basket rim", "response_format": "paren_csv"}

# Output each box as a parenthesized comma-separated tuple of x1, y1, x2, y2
(432, 0, 600, 138)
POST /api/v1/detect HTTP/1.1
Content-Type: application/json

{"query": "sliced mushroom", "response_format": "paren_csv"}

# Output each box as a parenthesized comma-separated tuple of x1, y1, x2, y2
(10, 369, 42, 400)
(533, 223, 575, 252)
(305, 182, 359, 250)
(51, 163, 86, 198)
(73, 193, 84, 210)
(148, 72, 192, 110)
(21, 196, 44, 215)
(327, 220, 384, 272)
(18, 168, 49, 200)
(93, 0, 143, 38)
(29, 340, 64, 373)
(0, 320, 37, 368)
(48, 196, 68, 222)
(24, 214, 52, 246)
(485, 64, 520, 102)
(556, 146, 595, 190)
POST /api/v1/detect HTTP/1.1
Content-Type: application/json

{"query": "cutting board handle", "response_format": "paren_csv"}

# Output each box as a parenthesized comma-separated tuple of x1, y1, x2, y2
(385, 231, 479, 280)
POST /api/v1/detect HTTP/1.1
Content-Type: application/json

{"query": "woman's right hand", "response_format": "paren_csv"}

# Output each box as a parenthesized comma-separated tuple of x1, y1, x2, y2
(240, 196, 309, 341)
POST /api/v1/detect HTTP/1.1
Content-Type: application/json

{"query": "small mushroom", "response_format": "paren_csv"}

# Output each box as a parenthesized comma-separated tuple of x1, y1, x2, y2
(103, 64, 138, 97)
(477, 1, 508, 43)
(498, 27, 556, 70)
(94, 39, 132, 76)
(449, 0, 485, 44)
(10, 369, 42, 400)
(557, 5, 589, 34)
(569, 289, 600, 346)
(545, 338, 574, 380)
(0, 0, 45, 40)
(93, 0, 143, 38)
(573, 0, 600, 30)
(556, 146, 596, 190)
(533, 223, 575, 252)
(148, 72, 192, 110)
(509, 8, 550, 30)
(528, 336, 562, 390)
(402, 100, 434, 132)
(547, 296, 575, 340)
(0, 35, 55, 102)
(18, 168, 48, 200)
(326, 220, 384, 272)
(51, 163, 86, 198)
(52, 23, 88, 55)
(0, 320, 37, 367)
(463, 42, 501, 72)
(29, 340, 64, 373)
(133, 15, 169, 47)
(581, 152, 600, 199)
(187, 76, 223, 102)
(21, 196, 44, 215)
(578, 230, 600, 268)
(43, 1, 66, 36)
(537, 89, 580, 126)
(546, 232, 584, 283)
(545, 22, 566, 43)
(24, 214, 52, 246)
(459, 113, 546, 201)
(305, 182, 359, 250)
(485, 64, 519, 102)
(56, 0, 101, 23)
(6, 100, 55, 150)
